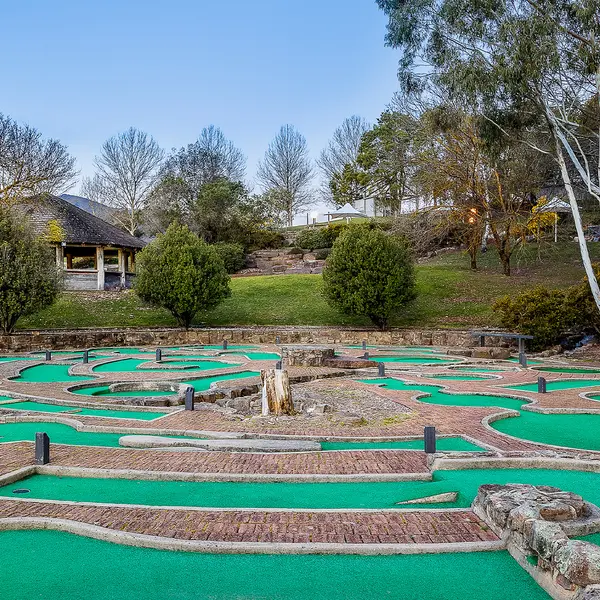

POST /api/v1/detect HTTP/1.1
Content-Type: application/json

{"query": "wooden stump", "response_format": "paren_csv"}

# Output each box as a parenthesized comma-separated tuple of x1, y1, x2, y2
(261, 369, 294, 416)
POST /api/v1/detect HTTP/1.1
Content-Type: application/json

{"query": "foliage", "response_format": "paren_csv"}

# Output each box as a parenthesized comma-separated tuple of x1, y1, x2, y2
(257, 125, 314, 226)
(145, 177, 281, 251)
(0, 209, 61, 333)
(323, 225, 416, 329)
(287, 247, 304, 255)
(493, 267, 600, 350)
(213, 242, 246, 274)
(314, 248, 331, 260)
(296, 223, 350, 250)
(44, 219, 65, 243)
(82, 127, 164, 235)
(317, 116, 370, 206)
(492, 287, 574, 351)
(135, 223, 230, 329)
(0, 113, 77, 207)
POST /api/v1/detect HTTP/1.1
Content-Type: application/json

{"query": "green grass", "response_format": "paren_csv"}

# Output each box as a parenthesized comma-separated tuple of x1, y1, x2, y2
(18, 242, 600, 330)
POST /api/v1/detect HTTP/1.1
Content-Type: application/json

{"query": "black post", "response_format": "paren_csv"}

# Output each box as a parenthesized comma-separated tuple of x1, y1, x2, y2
(378, 362, 385, 376)
(45, 350, 51, 361)
(184, 386, 195, 411)
(275, 360, 282, 370)
(35, 432, 50, 465)
(479, 335, 485, 348)
(156, 348, 162, 362)
(275, 336, 281, 345)
(424, 426, 436, 454)
(82, 350, 89, 364)
(363, 351, 369, 360)
(223, 340, 228, 350)
(538, 376, 547, 394)
(519, 352, 528, 368)
(362, 340, 367, 351)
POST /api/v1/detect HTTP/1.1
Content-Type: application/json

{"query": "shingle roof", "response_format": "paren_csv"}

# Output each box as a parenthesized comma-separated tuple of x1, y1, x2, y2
(18, 194, 145, 249)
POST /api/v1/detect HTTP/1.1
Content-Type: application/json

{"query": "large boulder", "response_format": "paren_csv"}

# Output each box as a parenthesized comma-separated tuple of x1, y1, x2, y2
(554, 541, 600, 587)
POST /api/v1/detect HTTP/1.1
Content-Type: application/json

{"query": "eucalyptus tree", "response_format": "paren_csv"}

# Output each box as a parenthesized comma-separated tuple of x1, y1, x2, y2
(82, 127, 164, 235)
(376, 0, 600, 310)
(0, 114, 77, 206)
(257, 125, 314, 226)
(317, 115, 370, 206)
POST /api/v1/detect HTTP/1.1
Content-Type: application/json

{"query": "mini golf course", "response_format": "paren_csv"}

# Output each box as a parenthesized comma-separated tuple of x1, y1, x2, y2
(0, 530, 550, 600)
(92, 358, 240, 373)
(369, 356, 462, 365)
(506, 379, 600, 393)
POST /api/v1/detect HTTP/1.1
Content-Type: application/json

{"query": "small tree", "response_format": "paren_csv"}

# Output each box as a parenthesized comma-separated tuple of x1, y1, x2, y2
(323, 225, 416, 329)
(0, 209, 61, 334)
(135, 223, 230, 328)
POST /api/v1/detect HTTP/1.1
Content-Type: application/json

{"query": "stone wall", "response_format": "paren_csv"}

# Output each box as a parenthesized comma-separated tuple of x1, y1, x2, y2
(473, 483, 600, 600)
(242, 249, 325, 276)
(0, 326, 502, 352)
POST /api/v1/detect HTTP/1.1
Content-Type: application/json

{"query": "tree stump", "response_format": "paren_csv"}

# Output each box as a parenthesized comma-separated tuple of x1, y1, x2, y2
(261, 369, 294, 416)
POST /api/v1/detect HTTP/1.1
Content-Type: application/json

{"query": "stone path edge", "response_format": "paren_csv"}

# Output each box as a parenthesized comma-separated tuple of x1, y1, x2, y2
(0, 517, 505, 555)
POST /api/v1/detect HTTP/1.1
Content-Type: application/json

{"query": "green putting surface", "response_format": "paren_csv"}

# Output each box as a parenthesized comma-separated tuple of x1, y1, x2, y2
(0, 356, 36, 362)
(71, 371, 260, 397)
(71, 386, 174, 397)
(3, 468, 599, 511)
(0, 400, 167, 420)
(91, 347, 155, 355)
(359, 378, 528, 410)
(578, 532, 600, 545)
(197, 344, 257, 350)
(455, 367, 513, 372)
(505, 379, 600, 393)
(0, 530, 550, 600)
(425, 374, 495, 381)
(491, 411, 600, 451)
(10, 364, 94, 383)
(92, 358, 239, 373)
(535, 367, 600, 374)
(369, 356, 460, 364)
(321, 438, 485, 452)
(0, 422, 195, 447)
(220, 351, 281, 360)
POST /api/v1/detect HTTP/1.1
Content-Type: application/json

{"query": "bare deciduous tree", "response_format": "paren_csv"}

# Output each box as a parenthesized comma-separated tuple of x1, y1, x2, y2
(257, 125, 314, 226)
(317, 116, 370, 206)
(82, 127, 164, 235)
(0, 114, 77, 206)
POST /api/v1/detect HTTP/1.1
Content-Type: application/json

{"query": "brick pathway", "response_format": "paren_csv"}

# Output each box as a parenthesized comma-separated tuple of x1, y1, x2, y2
(0, 442, 430, 475)
(0, 499, 498, 544)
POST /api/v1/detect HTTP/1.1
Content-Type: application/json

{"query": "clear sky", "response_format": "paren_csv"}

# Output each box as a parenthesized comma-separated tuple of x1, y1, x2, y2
(1, 0, 400, 221)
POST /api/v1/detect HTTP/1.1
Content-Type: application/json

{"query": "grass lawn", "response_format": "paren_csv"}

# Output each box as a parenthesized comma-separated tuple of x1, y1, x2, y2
(18, 241, 600, 331)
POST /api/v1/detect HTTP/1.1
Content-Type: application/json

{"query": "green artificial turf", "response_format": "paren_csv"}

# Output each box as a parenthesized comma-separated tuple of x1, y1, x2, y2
(0, 400, 167, 420)
(0, 530, 550, 600)
(10, 364, 94, 383)
(3, 468, 599, 510)
(321, 437, 484, 452)
(505, 379, 600, 393)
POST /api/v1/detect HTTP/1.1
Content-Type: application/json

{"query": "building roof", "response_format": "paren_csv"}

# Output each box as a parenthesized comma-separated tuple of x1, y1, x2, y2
(19, 194, 145, 249)
(59, 193, 117, 222)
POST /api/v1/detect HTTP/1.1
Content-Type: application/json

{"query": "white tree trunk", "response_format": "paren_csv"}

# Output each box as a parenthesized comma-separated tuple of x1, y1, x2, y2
(553, 133, 600, 312)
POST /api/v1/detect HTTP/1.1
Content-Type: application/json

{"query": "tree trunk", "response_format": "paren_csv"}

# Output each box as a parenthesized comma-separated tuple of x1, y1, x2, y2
(552, 131, 600, 313)
(261, 369, 294, 416)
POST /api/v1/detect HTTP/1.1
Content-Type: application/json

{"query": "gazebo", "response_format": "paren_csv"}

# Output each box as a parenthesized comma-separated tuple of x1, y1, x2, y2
(19, 194, 145, 291)
(325, 203, 368, 223)
(536, 197, 572, 243)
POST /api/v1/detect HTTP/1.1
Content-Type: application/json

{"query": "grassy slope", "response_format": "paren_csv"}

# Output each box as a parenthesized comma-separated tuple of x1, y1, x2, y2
(18, 241, 600, 331)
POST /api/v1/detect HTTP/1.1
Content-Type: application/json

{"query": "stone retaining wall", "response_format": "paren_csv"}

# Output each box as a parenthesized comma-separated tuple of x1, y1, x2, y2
(0, 326, 507, 352)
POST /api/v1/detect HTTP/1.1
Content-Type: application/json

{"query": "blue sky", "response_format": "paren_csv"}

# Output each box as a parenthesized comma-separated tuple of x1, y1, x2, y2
(1, 0, 399, 220)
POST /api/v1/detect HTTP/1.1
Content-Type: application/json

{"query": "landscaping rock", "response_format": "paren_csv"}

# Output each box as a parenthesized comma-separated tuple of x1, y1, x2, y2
(281, 345, 335, 366)
(529, 520, 569, 560)
(554, 541, 600, 587)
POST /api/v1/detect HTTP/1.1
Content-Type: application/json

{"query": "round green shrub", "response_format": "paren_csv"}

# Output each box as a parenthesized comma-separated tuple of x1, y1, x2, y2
(322, 225, 417, 329)
(135, 223, 230, 329)
(287, 247, 304, 255)
(0, 208, 62, 334)
(314, 248, 331, 260)
(213, 242, 246, 274)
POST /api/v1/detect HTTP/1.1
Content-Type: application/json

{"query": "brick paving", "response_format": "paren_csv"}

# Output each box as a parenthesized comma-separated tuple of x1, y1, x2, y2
(0, 499, 498, 544)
